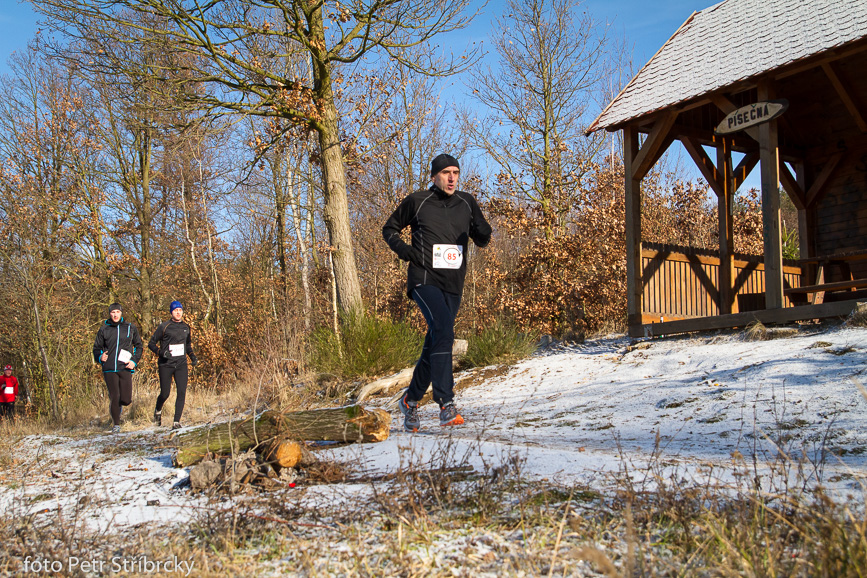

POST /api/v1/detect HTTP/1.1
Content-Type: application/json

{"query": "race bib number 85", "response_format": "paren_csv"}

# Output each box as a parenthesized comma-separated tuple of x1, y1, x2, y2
(432, 244, 463, 269)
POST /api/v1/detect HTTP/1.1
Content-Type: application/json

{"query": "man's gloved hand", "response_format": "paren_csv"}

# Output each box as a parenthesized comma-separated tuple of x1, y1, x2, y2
(397, 244, 423, 267)
(396, 243, 413, 262)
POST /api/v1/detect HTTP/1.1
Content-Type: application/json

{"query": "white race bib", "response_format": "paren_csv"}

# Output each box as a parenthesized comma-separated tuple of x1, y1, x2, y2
(432, 244, 463, 269)
(3, 387, 12, 395)
(117, 349, 132, 363)
(169, 343, 185, 357)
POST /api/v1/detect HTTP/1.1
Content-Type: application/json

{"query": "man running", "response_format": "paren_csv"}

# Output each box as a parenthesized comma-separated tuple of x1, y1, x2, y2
(383, 153, 492, 431)
(149, 301, 198, 430)
(93, 303, 143, 433)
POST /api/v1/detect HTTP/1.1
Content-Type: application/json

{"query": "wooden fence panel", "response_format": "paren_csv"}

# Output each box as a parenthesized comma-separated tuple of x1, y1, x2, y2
(642, 242, 801, 320)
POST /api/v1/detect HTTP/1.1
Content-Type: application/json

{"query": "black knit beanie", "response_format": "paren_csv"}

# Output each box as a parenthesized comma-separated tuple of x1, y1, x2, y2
(108, 302, 122, 313)
(430, 154, 460, 176)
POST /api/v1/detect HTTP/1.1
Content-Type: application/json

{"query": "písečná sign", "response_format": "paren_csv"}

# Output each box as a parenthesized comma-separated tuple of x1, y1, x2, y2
(715, 99, 789, 135)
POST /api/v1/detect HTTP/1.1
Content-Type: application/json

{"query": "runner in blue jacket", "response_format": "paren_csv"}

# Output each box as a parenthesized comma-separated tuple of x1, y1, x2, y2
(92, 303, 143, 433)
(383, 154, 492, 431)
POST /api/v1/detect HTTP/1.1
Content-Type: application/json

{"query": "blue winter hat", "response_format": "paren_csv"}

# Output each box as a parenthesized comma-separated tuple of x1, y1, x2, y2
(170, 300, 183, 313)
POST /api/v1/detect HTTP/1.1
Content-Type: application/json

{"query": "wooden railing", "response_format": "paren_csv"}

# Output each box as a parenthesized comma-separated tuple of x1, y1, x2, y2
(641, 242, 802, 322)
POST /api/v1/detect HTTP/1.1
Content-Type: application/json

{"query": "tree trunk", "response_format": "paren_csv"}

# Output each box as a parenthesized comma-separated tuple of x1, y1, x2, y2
(309, 7, 363, 313)
(31, 290, 59, 420)
(263, 438, 312, 469)
(180, 178, 214, 324)
(286, 161, 312, 331)
(173, 405, 391, 467)
(355, 339, 468, 402)
(272, 151, 289, 302)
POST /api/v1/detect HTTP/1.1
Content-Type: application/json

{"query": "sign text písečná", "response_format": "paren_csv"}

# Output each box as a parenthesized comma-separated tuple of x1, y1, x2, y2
(715, 99, 789, 135)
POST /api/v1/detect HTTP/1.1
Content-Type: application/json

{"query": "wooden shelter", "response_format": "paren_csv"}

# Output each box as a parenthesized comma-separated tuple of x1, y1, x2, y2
(587, 0, 867, 337)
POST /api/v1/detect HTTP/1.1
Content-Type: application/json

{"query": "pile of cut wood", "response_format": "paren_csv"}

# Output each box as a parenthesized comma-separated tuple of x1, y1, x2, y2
(173, 405, 390, 492)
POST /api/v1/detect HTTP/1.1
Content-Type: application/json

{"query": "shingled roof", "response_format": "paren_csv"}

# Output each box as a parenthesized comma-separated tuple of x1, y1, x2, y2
(587, 0, 867, 133)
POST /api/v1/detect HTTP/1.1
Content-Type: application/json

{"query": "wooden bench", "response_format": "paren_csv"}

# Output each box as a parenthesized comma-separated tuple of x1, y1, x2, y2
(785, 251, 867, 305)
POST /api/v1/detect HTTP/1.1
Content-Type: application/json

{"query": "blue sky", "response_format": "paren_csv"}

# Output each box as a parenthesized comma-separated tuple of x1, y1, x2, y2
(0, 1, 743, 187)
(0, 1, 40, 69)
(0, 0, 713, 97)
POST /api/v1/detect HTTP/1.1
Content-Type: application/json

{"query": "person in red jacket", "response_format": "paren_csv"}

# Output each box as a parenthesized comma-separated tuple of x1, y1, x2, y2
(0, 365, 19, 420)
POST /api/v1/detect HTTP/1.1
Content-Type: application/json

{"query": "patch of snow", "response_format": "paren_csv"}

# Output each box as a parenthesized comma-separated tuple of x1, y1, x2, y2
(2, 325, 866, 537)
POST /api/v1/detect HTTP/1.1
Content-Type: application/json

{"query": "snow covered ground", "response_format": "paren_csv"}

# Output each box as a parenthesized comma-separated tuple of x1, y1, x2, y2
(2, 323, 866, 539)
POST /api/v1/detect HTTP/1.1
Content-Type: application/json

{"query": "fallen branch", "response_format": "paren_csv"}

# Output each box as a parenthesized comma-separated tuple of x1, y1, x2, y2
(356, 339, 468, 402)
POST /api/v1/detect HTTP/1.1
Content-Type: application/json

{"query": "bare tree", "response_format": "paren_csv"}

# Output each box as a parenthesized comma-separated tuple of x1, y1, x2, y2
(351, 71, 467, 315)
(0, 49, 105, 419)
(88, 48, 171, 333)
(464, 0, 610, 236)
(31, 0, 481, 314)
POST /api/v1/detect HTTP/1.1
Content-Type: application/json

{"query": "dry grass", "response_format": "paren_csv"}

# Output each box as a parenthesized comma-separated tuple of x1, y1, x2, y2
(742, 320, 799, 342)
(0, 355, 322, 439)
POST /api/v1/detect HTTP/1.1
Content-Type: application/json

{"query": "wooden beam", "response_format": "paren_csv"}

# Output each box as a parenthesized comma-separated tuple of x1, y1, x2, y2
(758, 80, 784, 310)
(641, 248, 800, 272)
(783, 276, 867, 296)
(794, 161, 815, 275)
(624, 125, 643, 329)
(806, 151, 844, 207)
(631, 299, 865, 338)
(630, 110, 677, 181)
(778, 162, 806, 210)
(668, 123, 803, 162)
(670, 124, 760, 154)
(822, 61, 867, 133)
(681, 137, 724, 197)
(717, 135, 736, 314)
(733, 150, 759, 191)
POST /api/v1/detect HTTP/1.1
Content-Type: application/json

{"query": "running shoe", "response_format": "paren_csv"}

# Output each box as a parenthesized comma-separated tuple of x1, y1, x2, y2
(399, 393, 421, 432)
(439, 403, 464, 427)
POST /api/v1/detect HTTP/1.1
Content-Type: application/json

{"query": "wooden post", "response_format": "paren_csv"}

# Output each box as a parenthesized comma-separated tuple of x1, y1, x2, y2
(795, 161, 815, 285)
(758, 80, 784, 309)
(624, 125, 643, 334)
(716, 135, 736, 314)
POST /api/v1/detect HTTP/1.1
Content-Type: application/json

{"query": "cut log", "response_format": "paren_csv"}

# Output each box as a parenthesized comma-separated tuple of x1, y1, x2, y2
(174, 405, 391, 467)
(265, 439, 303, 469)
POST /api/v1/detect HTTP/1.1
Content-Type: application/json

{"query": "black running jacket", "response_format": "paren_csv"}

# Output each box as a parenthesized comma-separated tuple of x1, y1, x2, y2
(383, 185, 492, 297)
(148, 320, 198, 367)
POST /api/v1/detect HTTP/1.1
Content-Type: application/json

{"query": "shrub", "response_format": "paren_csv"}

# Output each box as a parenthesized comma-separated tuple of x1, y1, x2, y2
(307, 311, 423, 380)
(463, 317, 539, 368)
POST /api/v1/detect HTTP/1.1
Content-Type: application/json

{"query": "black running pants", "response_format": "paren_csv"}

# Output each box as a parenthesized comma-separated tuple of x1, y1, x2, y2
(406, 285, 461, 407)
(103, 370, 133, 426)
(155, 363, 188, 422)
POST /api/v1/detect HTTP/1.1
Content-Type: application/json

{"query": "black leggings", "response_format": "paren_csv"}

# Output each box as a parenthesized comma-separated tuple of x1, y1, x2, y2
(155, 363, 188, 422)
(0, 402, 14, 419)
(103, 371, 133, 426)
(406, 285, 462, 407)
